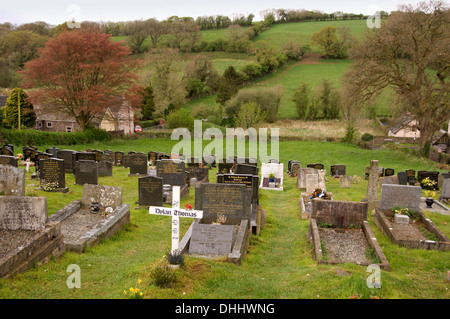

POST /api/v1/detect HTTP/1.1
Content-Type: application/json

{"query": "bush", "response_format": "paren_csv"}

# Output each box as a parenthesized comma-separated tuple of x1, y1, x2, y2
(361, 133, 374, 142)
(225, 86, 283, 124)
(0, 127, 110, 146)
(150, 265, 178, 288)
(166, 109, 195, 131)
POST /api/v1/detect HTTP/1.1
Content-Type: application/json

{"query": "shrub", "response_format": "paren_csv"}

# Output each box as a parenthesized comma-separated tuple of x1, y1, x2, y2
(225, 86, 283, 124)
(361, 133, 374, 142)
(0, 127, 110, 146)
(150, 265, 178, 288)
(166, 109, 195, 131)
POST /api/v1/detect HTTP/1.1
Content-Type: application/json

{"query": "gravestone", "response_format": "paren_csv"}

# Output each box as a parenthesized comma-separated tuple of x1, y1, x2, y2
(195, 183, 251, 225)
(114, 151, 124, 166)
(39, 158, 68, 192)
(148, 151, 158, 163)
(290, 162, 301, 177)
(218, 162, 235, 174)
(308, 163, 324, 170)
(81, 184, 123, 209)
(35, 153, 52, 173)
(441, 179, 450, 200)
(75, 151, 96, 162)
(74, 160, 98, 185)
(306, 174, 319, 193)
(339, 175, 352, 188)
(129, 154, 148, 175)
(202, 155, 216, 168)
(0, 165, 25, 196)
(189, 224, 234, 255)
(438, 173, 450, 189)
(0, 146, 14, 156)
(57, 150, 75, 173)
(217, 173, 259, 204)
(362, 160, 380, 210)
(331, 164, 346, 177)
(397, 172, 408, 185)
(156, 160, 186, 186)
(100, 153, 114, 163)
(185, 167, 209, 183)
(0, 196, 47, 231)
(297, 167, 315, 189)
(46, 147, 60, 157)
(384, 168, 395, 176)
(379, 184, 422, 212)
(138, 176, 163, 207)
(123, 154, 130, 168)
(0, 155, 17, 167)
(98, 160, 113, 177)
(187, 156, 201, 167)
(379, 175, 398, 187)
(260, 162, 284, 190)
(419, 171, 439, 190)
(235, 163, 259, 176)
(406, 170, 416, 184)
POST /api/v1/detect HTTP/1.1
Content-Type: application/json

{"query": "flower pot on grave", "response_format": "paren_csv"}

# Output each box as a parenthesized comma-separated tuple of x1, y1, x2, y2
(425, 198, 434, 208)
(269, 182, 275, 188)
(269, 178, 275, 183)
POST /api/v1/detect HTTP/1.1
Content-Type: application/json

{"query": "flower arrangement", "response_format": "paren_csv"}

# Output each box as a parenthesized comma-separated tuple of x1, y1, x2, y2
(166, 249, 185, 266)
(122, 279, 144, 299)
(421, 177, 437, 190)
(185, 203, 193, 210)
(424, 191, 436, 199)
(40, 179, 59, 191)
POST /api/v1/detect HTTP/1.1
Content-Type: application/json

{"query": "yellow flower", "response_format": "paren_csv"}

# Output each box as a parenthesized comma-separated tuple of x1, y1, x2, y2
(122, 290, 127, 295)
(134, 288, 140, 293)
(129, 287, 134, 292)
(138, 279, 142, 284)
(139, 292, 143, 296)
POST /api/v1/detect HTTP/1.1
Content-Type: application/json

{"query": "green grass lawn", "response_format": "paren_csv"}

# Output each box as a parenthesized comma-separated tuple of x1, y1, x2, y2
(1, 138, 449, 299)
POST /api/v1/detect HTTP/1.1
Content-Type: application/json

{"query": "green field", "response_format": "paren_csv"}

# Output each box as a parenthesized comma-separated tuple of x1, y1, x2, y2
(1, 138, 449, 299)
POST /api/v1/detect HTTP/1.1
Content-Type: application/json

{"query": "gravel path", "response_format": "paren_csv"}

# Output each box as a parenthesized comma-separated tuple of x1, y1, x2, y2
(318, 228, 371, 264)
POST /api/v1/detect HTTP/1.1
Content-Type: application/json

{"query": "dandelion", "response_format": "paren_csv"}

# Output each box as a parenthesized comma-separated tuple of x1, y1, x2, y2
(138, 279, 142, 284)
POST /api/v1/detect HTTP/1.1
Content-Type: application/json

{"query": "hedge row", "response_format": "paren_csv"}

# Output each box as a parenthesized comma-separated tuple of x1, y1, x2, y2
(0, 128, 110, 146)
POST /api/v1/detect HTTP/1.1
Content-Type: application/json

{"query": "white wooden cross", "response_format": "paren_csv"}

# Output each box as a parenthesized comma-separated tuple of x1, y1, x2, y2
(149, 186, 203, 253)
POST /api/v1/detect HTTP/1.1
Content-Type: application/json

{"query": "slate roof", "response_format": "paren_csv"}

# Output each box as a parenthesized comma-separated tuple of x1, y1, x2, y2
(388, 113, 417, 134)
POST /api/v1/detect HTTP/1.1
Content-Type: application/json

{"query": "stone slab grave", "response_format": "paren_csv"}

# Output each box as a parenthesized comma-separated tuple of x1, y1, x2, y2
(289, 161, 301, 177)
(361, 160, 381, 211)
(0, 165, 25, 196)
(49, 184, 130, 252)
(259, 163, 284, 191)
(330, 164, 346, 177)
(373, 184, 450, 251)
(308, 199, 391, 271)
(339, 175, 352, 188)
(74, 160, 98, 185)
(179, 183, 254, 264)
(297, 167, 315, 189)
(438, 173, 450, 190)
(114, 151, 124, 166)
(299, 189, 333, 220)
(98, 160, 113, 177)
(39, 158, 69, 193)
(136, 176, 163, 208)
(235, 163, 259, 176)
(440, 178, 450, 202)
(0, 196, 65, 278)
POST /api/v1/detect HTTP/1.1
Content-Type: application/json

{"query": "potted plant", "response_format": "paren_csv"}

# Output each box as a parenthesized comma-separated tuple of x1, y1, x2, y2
(424, 191, 436, 208)
(268, 173, 275, 187)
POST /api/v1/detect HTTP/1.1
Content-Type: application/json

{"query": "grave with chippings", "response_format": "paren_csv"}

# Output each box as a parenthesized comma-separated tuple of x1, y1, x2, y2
(308, 199, 391, 271)
(373, 184, 450, 251)
(179, 183, 257, 264)
(49, 184, 130, 252)
(0, 195, 65, 278)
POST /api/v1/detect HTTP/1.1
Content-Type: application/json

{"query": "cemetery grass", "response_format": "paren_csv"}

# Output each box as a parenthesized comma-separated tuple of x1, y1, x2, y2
(1, 138, 449, 299)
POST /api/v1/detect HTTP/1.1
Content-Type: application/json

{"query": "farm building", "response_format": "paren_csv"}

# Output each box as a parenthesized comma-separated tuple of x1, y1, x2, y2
(432, 129, 450, 154)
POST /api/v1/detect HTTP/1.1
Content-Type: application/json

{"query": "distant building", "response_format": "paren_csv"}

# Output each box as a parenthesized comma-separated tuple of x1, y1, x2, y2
(34, 96, 134, 135)
(0, 95, 8, 108)
(432, 129, 450, 154)
(387, 113, 420, 139)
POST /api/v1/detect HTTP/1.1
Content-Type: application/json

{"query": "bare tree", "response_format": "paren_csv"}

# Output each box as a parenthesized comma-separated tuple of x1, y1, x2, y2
(342, 0, 450, 150)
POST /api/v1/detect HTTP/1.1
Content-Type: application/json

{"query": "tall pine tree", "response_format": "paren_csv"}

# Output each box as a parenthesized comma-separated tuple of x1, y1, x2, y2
(3, 88, 36, 129)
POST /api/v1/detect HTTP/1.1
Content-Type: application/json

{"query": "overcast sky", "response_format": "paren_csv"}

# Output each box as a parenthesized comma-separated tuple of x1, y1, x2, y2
(1, 0, 426, 25)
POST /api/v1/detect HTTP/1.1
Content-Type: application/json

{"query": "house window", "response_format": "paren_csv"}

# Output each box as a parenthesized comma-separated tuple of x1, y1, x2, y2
(38, 122, 42, 128)
(47, 122, 53, 128)
(66, 126, 72, 132)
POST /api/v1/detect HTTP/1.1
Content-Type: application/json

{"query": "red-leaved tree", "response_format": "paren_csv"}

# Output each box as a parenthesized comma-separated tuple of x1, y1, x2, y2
(21, 28, 142, 130)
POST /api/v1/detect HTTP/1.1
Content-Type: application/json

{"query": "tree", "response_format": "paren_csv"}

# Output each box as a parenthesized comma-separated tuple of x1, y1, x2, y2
(311, 26, 354, 59)
(342, 0, 450, 150)
(0, 30, 48, 68)
(3, 87, 35, 129)
(317, 80, 341, 119)
(123, 20, 151, 54)
(21, 28, 142, 130)
(216, 65, 245, 105)
(292, 83, 310, 120)
(233, 102, 267, 129)
(139, 86, 155, 120)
